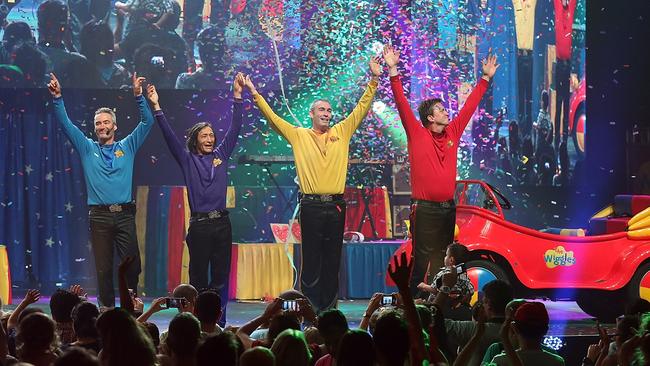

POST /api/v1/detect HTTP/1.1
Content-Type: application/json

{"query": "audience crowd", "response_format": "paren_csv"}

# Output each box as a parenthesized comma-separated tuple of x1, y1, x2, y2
(1, 252, 649, 366)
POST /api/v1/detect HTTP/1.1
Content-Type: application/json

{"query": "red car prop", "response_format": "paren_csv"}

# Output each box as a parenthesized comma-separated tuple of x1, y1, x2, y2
(394, 180, 650, 321)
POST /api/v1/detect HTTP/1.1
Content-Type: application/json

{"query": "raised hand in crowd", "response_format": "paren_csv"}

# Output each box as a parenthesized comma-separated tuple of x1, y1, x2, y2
(137, 297, 167, 323)
(8, 289, 40, 330)
(388, 252, 429, 365)
(69, 284, 87, 298)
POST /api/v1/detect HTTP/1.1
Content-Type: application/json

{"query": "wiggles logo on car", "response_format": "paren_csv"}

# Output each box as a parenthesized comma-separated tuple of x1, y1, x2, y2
(544, 246, 576, 268)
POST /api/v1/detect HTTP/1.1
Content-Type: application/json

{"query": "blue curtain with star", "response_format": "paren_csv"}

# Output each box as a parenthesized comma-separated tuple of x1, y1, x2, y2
(0, 90, 91, 292)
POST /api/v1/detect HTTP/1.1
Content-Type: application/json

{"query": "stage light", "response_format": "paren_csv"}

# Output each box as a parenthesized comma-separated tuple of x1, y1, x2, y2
(542, 335, 565, 351)
(373, 101, 386, 114)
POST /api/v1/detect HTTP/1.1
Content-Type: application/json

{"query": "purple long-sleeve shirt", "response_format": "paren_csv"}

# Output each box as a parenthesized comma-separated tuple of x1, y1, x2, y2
(155, 100, 243, 213)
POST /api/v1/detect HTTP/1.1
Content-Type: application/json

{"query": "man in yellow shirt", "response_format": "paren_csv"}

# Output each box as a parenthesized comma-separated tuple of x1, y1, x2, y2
(244, 57, 382, 311)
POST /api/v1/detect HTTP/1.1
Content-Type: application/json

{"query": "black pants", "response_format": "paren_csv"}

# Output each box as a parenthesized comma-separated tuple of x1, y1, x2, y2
(554, 59, 571, 153)
(409, 200, 456, 296)
(89, 208, 141, 307)
(186, 215, 232, 326)
(516, 51, 533, 135)
(299, 198, 346, 313)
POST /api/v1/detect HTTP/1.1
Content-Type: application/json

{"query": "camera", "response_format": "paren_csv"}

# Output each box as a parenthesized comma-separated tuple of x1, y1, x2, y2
(381, 294, 396, 306)
(164, 297, 186, 309)
(282, 299, 298, 311)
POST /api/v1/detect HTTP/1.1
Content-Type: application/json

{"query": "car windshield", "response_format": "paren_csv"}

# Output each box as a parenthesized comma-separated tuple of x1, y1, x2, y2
(455, 183, 500, 214)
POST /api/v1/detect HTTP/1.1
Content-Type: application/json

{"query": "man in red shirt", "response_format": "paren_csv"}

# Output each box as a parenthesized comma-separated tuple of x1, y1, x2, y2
(553, 0, 577, 156)
(383, 45, 499, 294)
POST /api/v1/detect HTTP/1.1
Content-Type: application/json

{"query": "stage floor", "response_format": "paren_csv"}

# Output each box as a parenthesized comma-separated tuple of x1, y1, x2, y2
(3, 297, 606, 337)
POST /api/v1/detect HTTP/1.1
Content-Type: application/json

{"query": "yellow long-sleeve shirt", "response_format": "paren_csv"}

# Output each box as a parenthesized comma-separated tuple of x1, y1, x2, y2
(253, 80, 378, 194)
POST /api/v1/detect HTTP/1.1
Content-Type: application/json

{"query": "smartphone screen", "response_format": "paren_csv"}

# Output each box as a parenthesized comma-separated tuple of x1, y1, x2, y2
(282, 300, 297, 311)
(381, 295, 394, 306)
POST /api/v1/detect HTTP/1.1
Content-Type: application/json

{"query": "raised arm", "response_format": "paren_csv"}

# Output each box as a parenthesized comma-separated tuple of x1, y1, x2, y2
(48, 73, 91, 153)
(7, 289, 40, 330)
(384, 45, 421, 135)
(336, 56, 381, 139)
(246, 75, 298, 143)
(388, 252, 429, 365)
(146, 83, 187, 164)
(217, 72, 245, 159)
(124, 73, 155, 151)
(448, 53, 498, 138)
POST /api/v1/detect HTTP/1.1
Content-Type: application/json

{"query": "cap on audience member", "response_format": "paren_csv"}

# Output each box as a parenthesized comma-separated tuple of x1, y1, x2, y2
(240, 346, 275, 366)
(514, 302, 549, 327)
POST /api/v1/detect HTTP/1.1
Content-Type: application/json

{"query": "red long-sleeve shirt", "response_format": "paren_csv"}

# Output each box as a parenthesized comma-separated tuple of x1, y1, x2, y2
(553, 0, 576, 61)
(390, 75, 489, 201)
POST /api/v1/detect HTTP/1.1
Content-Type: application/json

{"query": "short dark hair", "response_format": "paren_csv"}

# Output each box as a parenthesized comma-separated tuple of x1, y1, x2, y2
(196, 332, 241, 366)
(267, 312, 301, 342)
(316, 309, 349, 351)
(417, 98, 443, 126)
(373, 311, 409, 365)
(71, 301, 99, 339)
(143, 322, 160, 348)
(186, 122, 212, 154)
(167, 313, 201, 358)
(446, 242, 469, 263)
(50, 289, 82, 322)
(483, 280, 513, 316)
(195, 290, 222, 324)
(54, 346, 99, 366)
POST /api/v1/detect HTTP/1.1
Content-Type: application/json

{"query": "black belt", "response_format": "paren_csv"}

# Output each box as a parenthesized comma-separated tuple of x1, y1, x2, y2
(191, 210, 228, 221)
(89, 203, 135, 213)
(411, 199, 455, 209)
(300, 193, 344, 203)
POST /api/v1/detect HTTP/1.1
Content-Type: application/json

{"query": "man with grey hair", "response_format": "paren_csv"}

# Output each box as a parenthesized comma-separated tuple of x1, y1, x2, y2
(244, 57, 382, 312)
(48, 72, 154, 307)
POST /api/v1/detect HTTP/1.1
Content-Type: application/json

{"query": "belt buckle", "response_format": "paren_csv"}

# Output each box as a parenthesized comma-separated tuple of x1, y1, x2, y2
(441, 201, 450, 208)
(208, 210, 221, 219)
(320, 194, 333, 202)
(109, 204, 123, 213)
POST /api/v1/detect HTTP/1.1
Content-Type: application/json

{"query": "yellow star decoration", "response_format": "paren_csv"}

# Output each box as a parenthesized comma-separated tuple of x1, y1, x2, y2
(213, 158, 223, 167)
(447, 140, 454, 147)
(114, 150, 125, 158)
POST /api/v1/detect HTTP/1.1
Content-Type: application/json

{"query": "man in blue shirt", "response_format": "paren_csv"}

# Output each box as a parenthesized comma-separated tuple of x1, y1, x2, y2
(146, 73, 244, 325)
(48, 72, 154, 307)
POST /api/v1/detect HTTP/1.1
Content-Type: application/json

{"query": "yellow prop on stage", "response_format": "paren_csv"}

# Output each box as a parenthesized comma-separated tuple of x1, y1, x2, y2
(0, 245, 12, 305)
(235, 243, 295, 300)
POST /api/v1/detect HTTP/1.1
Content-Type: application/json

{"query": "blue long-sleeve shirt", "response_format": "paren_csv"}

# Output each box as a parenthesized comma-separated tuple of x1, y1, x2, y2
(155, 100, 243, 213)
(52, 95, 154, 205)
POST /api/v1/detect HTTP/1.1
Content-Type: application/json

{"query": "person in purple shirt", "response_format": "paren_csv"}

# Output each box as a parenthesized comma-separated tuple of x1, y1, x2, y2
(145, 73, 245, 325)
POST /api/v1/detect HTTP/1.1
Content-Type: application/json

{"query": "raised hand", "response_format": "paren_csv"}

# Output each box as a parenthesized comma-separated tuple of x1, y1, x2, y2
(150, 297, 166, 313)
(48, 73, 62, 98)
(133, 72, 146, 96)
(146, 84, 160, 110)
(244, 75, 257, 95)
(23, 289, 41, 305)
(233, 72, 245, 99)
(481, 50, 499, 80)
(388, 251, 413, 291)
(382, 45, 400, 68)
(69, 284, 87, 298)
(369, 56, 382, 78)
(262, 297, 283, 320)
